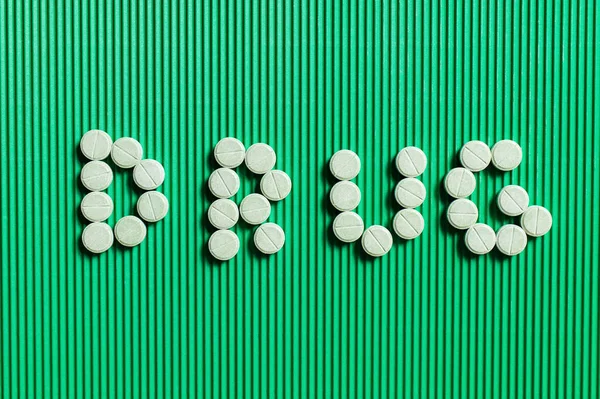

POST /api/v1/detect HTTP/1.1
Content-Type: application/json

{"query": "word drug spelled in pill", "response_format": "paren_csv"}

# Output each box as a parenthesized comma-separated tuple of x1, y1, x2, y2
(239, 194, 271, 225)
(81, 161, 113, 192)
(496, 224, 528, 256)
(332, 211, 364, 243)
(133, 159, 165, 191)
(362, 225, 394, 257)
(444, 167, 476, 199)
(245, 143, 276, 174)
(260, 170, 292, 201)
(82, 222, 114, 254)
(254, 223, 286, 255)
(520, 205, 553, 237)
(497, 185, 529, 217)
(394, 178, 426, 208)
(491, 140, 522, 171)
(111, 137, 143, 168)
(81, 192, 114, 222)
(80, 129, 113, 161)
(208, 198, 240, 230)
(330, 181, 361, 212)
(329, 150, 361, 181)
(460, 140, 492, 172)
(137, 191, 169, 223)
(396, 147, 427, 178)
(209, 230, 240, 261)
(114, 216, 147, 247)
(464, 223, 496, 255)
(214, 137, 246, 168)
(208, 168, 240, 199)
(447, 198, 479, 230)
(393, 209, 425, 240)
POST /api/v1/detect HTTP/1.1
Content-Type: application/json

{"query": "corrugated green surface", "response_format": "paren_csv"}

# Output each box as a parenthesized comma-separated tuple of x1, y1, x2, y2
(1, 0, 599, 397)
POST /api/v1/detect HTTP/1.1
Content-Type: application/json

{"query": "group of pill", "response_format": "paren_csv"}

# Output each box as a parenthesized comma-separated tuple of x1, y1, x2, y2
(445, 139, 553, 256)
(329, 147, 427, 257)
(206, 138, 291, 261)
(79, 129, 169, 254)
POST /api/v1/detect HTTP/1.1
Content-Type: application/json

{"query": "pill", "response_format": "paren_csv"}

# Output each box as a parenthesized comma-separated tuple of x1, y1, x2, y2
(444, 167, 476, 199)
(332, 211, 364, 243)
(208, 167, 240, 199)
(361, 225, 394, 257)
(111, 137, 143, 168)
(464, 223, 496, 255)
(260, 170, 292, 201)
(459, 140, 492, 172)
(245, 143, 276, 174)
(239, 193, 271, 225)
(208, 198, 239, 230)
(496, 224, 528, 256)
(491, 140, 522, 171)
(497, 185, 529, 217)
(80, 192, 114, 222)
(80, 129, 113, 161)
(254, 222, 286, 255)
(395, 146, 427, 178)
(393, 208, 425, 240)
(329, 149, 361, 180)
(81, 222, 114, 254)
(208, 229, 240, 261)
(81, 160, 113, 191)
(394, 178, 426, 208)
(133, 159, 165, 190)
(114, 216, 147, 247)
(520, 205, 553, 237)
(447, 198, 479, 230)
(330, 181, 361, 212)
(136, 191, 169, 223)
(214, 137, 246, 168)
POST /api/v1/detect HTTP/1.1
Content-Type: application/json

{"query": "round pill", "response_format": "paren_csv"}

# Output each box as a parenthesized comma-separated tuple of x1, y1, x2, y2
(459, 140, 492, 172)
(260, 170, 292, 201)
(133, 159, 165, 190)
(114, 216, 147, 247)
(395, 147, 427, 178)
(444, 167, 476, 199)
(208, 167, 240, 199)
(393, 209, 425, 240)
(214, 137, 246, 168)
(239, 193, 271, 225)
(361, 225, 394, 257)
(447, 198, 479, 230)
(332, 211, 364, 243)
(81, 160, 113, 191)
(111, 137, 143, 168)
(394, 178, 426, 208)
(136, 191, 169, 223)
(245, 143, 276, 174)
(464, 223, 496, 255)
(208, 198, 239, 230)
(330, 181, 361, 212)
(491, 140, 522, 171)
(81, 222, 114, 254)
(254, 223, 286, 255)
(329, 149, 361, 180)
(520, 205, 553, 237)
(497, 185, 530, 217)
(496, 224, 528, 256)
(80, 129, 113, 161)
(80, 192, 114, 222)
(208, 229, 240, 261)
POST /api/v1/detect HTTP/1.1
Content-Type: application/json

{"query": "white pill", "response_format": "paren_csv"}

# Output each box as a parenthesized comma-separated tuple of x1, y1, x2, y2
(395, 146, 427, 178)
(136, 191, 169, 223)
(460, 140, 492, 172)
(330, 181, 361, 212)
(491, 140, 522, 171)
(464, 223, 496, 255)
(497, 185, 529, 217)
(214, 137, 246, 168)
(208, 198, 239, 230)
(394, 178, 426, 208)
(133, 159, 165, 190)
(80, 129, 113, 161)
(444, 167, 476, 199)
(80, 192, 114, 222)
(332, 211, 364, 243)
(245, 143, 276, 174)
(239, 193, 271, 225)
(81, 161, 113, 191)
(81, 222, 114, 254)
(361, 225, 394, 257)
(111, 137, 143, 168)
(520, 205, 553, 237)
(260, 170, 292, 201)
(114, 216, 147, 247)
(329, 149, 361, 180)
(254, 223, 286, 255)
(208, 167, 240, 199)
(393, 209, 425, 240)
(208, 229, 240, 261)
(496, 224, 528, 256)
(447, 198, 479, 230)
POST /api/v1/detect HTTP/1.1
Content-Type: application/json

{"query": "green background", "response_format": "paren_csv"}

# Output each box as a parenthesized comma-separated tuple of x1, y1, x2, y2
(1, 0, 599, 397)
